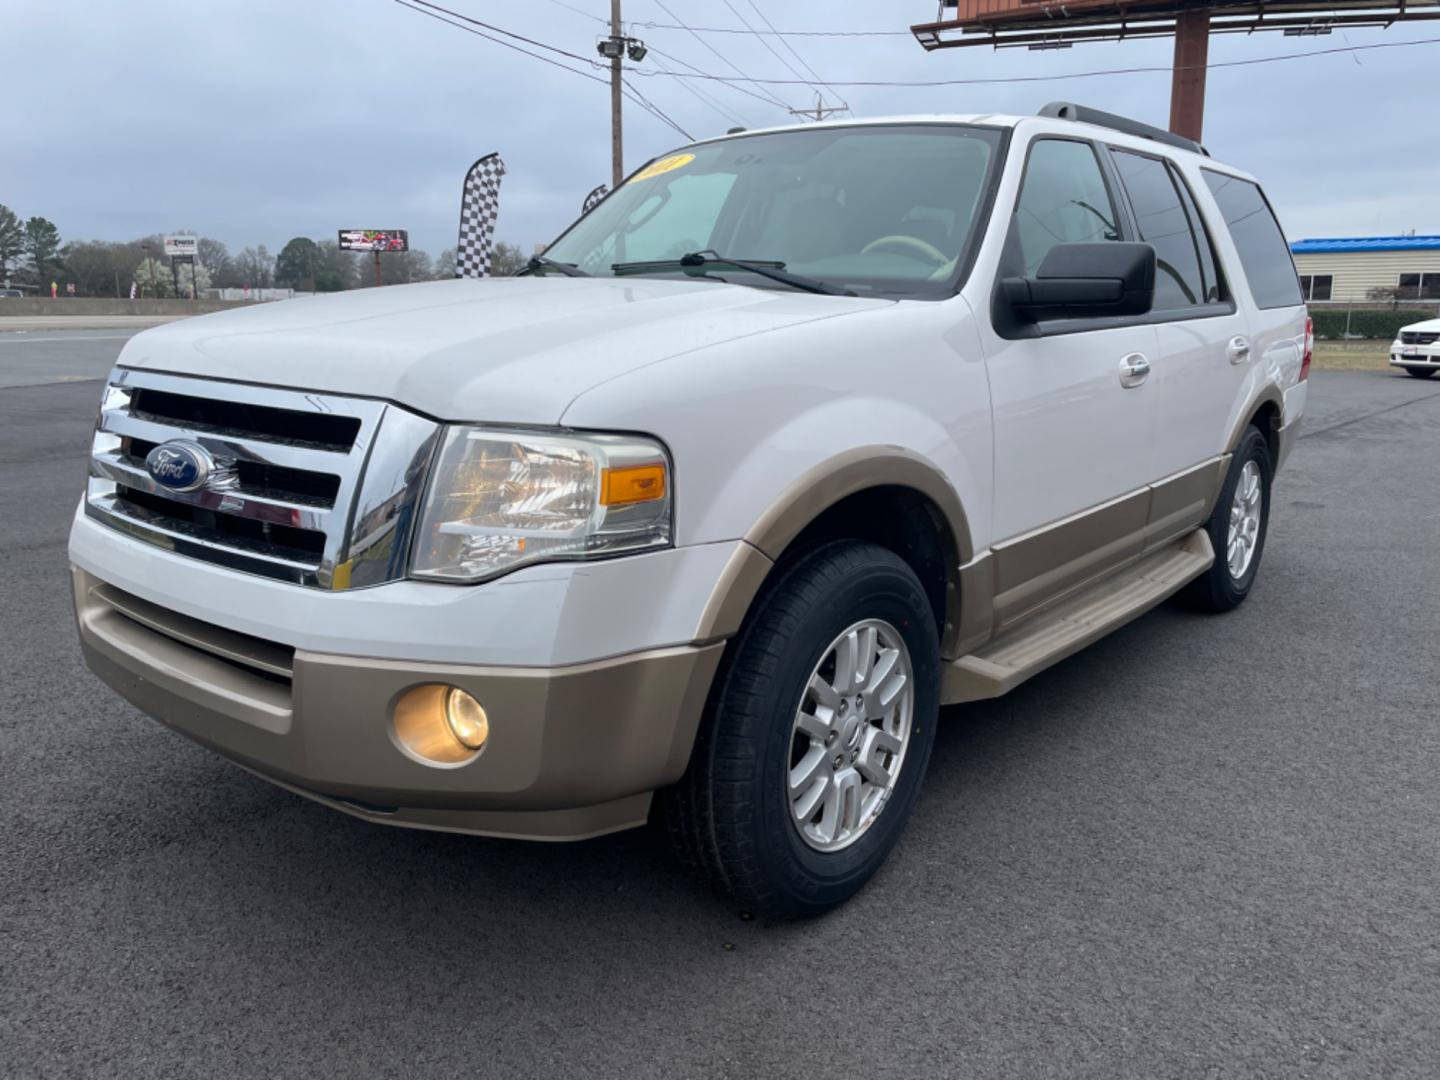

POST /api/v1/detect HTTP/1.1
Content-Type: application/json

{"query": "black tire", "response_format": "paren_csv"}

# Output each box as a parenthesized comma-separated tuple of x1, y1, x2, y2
(661, 540, 940, 919)
(1181, 425, 1272, 613)
(1404, 366, 1435, 379)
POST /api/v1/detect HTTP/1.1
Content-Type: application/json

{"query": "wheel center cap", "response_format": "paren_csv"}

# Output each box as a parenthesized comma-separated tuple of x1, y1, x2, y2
(842, 713, 863, 749)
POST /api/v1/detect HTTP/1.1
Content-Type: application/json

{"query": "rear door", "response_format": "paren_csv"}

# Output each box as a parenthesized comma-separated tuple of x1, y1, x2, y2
(1104, 148, 1253, 486)
(977, 135, 1160, 626)
(1197, 170, 1308, 446)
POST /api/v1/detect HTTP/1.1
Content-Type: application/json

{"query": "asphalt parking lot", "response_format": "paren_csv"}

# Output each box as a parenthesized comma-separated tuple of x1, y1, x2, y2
(3, 328, 1438, 1079)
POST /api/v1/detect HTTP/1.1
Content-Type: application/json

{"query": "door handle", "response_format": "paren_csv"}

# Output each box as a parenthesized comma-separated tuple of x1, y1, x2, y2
(1227, 336, 1252, 365)
(1119, 352, 1150, 389)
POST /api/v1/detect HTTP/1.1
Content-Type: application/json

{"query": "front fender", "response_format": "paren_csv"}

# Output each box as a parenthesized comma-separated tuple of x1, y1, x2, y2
(560, 298, 992, 553)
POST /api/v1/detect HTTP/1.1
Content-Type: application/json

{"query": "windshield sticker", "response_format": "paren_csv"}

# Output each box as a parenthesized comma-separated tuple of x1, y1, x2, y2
(630, 153, 695, 182)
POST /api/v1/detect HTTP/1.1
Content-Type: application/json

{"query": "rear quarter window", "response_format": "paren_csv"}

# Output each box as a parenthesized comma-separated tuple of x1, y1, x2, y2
(1201, 171, 1303, 310)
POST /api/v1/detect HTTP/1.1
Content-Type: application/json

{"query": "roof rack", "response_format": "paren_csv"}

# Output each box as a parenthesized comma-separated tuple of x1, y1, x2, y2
(1037, 102, 1209, 157)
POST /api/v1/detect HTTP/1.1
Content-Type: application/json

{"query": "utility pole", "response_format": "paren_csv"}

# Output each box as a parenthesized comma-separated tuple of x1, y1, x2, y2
(597, 3, 647, 189)
(1168, 9, 1210, 142)
(787, 94, 849, 123)
(609, 0, 623, 189)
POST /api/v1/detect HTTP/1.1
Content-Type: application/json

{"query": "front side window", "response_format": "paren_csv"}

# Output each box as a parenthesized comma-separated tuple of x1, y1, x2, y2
(1012, 138, 1119, 276)
(543, 125, 1003, 299)
(1201, 171, 1303, 310)
(1111, 149, 1210, 310)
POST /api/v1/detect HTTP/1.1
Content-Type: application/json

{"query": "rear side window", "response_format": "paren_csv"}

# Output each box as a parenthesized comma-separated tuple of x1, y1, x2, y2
(1013, 139, 1119, 276)
(1201, 172, 1303, 309)
(1170, 168, 1223, 303)
(1112, 149, 1211, 310)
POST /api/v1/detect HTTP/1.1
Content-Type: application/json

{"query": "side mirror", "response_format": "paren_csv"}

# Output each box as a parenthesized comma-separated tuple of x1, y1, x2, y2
(1001, 242, 1155, 322)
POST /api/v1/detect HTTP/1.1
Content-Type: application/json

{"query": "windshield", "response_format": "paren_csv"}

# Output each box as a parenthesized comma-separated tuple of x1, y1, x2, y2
(543, 124, 1003, 299)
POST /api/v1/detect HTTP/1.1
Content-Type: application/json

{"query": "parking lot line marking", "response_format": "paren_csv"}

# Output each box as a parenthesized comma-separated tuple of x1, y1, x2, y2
(0, 334, 134, 344)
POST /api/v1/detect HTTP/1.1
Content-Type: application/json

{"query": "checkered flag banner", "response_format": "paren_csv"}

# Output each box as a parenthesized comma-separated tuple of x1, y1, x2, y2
(582, 183, 608, 216)
(456, 152, 507, 278)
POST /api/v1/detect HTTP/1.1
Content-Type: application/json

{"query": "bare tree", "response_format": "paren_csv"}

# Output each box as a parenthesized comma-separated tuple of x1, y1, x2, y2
(234, 245, 274, 290)
(491, 241, 528, 277)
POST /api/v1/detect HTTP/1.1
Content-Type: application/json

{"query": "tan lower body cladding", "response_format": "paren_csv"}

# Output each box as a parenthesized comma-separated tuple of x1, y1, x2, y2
(72, 567, 723, 841)
(986, 456, 1227, 632)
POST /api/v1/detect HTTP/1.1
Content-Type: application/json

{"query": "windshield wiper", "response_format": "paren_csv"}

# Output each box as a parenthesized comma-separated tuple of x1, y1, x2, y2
(518, 255, 590, 277)
(611, 250, 855, 296)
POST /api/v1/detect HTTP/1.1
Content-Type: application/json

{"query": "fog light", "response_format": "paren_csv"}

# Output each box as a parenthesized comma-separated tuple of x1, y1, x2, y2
(392, 684, 489, 765)
(444, 687, 489, 750)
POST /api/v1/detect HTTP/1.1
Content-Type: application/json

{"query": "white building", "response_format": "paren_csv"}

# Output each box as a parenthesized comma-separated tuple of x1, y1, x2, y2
(1290, 236, 1440, 304)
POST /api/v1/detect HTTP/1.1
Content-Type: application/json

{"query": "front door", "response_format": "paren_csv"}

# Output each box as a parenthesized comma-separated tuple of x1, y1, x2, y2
(975, 136, 1161, 626)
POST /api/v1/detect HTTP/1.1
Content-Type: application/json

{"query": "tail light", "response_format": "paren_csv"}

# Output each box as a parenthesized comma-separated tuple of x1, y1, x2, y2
(1299, 315, 1313, 382)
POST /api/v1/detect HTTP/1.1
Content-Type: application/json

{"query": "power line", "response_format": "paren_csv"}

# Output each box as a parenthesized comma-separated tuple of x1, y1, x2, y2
(622, 75, 694, 139)
(650, 0, 793, 110)
(722, 0, 819, 95)
(744, 0, 847, 109)
(535, 0, 760, 123)
(536, 0, 903, 39)
(395, 0, 690, 142)
(646, 43, 787, 111)
(633, 20, 910, 37)
(624, 35, 1440, 87)
(395, 0, 605, 82)
(649, 51, 751, 129)
(398, 0, 600, 67)
(543, 0, 605, 21)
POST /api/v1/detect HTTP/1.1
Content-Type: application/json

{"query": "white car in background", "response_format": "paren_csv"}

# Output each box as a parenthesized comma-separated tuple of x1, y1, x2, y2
(1391, 318, 1440, 378)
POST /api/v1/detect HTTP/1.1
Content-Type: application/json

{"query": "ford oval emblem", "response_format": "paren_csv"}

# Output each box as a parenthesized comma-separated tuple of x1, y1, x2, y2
(144, 440, 213, 493)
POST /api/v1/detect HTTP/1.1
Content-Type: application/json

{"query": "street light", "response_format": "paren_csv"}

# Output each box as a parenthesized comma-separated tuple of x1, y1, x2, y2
(596, 35, 646, 62)
(596, 17, 650, 190)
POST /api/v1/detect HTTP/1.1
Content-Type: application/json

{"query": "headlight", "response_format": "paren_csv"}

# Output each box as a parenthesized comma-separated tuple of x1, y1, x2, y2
(410, 427, 671, 582)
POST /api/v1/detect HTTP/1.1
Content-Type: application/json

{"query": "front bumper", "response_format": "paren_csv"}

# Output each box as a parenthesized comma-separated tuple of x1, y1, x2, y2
(73, 567, 724, 840)
(1390, 343, 1440, 368)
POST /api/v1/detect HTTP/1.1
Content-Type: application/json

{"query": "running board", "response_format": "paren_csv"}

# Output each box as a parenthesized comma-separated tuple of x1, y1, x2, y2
(942, 529, 1214, 704)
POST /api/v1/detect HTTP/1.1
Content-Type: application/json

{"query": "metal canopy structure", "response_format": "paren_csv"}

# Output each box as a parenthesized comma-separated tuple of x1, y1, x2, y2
(911, 0, 1440, 140)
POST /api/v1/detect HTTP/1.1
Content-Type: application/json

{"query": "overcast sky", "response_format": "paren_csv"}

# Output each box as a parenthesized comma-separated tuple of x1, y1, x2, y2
(3, 0, 1436, 258)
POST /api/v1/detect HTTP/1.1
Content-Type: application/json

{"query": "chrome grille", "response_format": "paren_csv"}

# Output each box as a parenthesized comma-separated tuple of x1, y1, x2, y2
(1399, 331, 1438, 346)
(86, 368, 441, 590)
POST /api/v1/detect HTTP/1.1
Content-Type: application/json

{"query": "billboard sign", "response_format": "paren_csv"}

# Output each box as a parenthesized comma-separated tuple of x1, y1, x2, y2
(164, 234, 198, 257)
(339, 229, 409, 253)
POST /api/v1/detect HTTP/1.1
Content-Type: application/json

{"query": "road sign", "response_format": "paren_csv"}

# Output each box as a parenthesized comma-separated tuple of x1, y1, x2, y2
(338, 229, 409, 253)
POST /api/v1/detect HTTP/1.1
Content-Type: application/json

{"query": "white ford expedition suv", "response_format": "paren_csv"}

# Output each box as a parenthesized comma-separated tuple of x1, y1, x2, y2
(71, 104, 1310, 916)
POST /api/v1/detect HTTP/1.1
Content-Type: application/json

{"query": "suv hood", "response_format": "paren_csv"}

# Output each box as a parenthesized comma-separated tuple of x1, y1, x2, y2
(119, 277, 889, 422)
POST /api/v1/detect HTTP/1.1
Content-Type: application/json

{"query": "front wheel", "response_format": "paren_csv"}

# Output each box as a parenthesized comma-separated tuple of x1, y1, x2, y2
(662, 540, 940, 918)
(1404, 366, 1436, 379)
(1180, 425, 1272, 613)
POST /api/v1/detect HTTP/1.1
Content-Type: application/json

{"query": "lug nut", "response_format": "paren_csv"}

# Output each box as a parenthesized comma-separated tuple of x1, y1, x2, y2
(838, 700, 848, 714)
(832, 754, 844, 770)
(825, 731, 836, 745)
